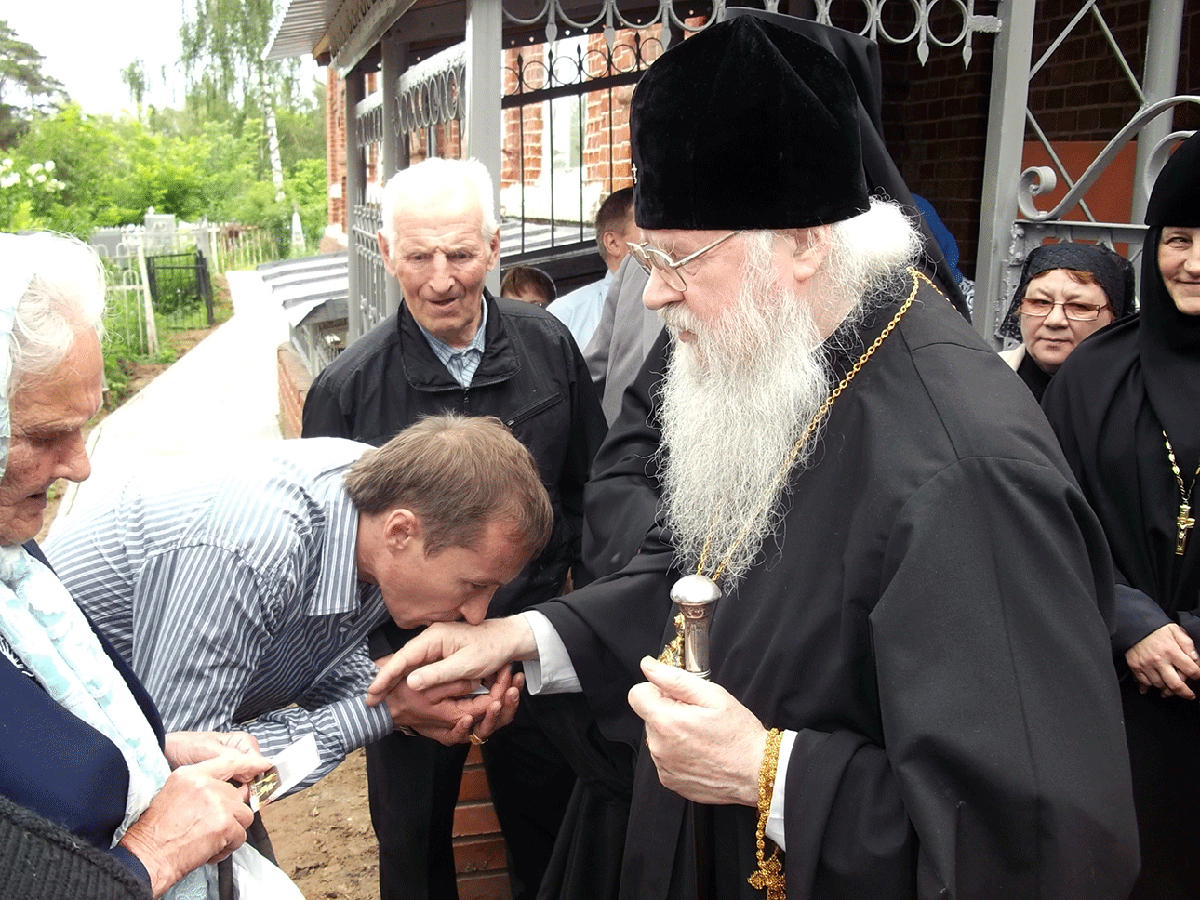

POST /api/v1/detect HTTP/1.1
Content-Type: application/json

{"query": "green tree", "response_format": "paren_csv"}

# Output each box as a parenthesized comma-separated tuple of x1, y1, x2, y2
(180, 0, 299, 201)
(0, 20, 68, 148)
(121, 59, 148, 123)
(11, 104, 123, 232)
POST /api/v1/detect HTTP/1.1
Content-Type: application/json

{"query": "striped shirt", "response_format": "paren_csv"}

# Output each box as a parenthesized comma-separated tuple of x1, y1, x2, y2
(44, 438, 392, 793)
(414, 298, 488, 387)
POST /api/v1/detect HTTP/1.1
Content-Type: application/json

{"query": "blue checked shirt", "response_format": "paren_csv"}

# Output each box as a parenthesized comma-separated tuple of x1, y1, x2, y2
(415, 299, 488, 387)
(44, 438, 392, 794)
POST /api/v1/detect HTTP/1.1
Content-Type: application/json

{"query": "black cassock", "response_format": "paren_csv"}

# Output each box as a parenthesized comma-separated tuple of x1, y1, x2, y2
(1041, 221, 1200, 900)
(533, 273, 1139, 900)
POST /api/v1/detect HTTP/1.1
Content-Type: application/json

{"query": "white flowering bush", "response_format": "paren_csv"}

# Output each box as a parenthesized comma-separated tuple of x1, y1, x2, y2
(0, 158, 66, 230)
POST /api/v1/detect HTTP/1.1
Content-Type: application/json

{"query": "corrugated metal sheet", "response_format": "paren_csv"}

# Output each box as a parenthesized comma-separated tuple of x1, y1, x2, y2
(263, 0, 340, 61)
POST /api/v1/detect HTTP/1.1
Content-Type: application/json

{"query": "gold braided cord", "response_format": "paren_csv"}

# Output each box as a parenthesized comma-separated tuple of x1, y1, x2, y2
(696, 267, 925, 583)
(749, 728, 786, 899)
(1162, 429, 1199, 555)
(1163, 429, 1200, 499)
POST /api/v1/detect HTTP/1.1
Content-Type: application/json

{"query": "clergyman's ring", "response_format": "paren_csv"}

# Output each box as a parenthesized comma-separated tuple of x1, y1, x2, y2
(469, 734, 487, 746)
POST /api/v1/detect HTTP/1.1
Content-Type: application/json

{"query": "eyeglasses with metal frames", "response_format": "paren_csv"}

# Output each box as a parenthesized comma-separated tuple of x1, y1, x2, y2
(1018, 296, 1111, 322)
(626, 231, 737, 291)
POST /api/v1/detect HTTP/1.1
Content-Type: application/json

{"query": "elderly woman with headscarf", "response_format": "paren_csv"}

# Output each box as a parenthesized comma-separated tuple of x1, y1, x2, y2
(1042, 131, 1200, 899)
(998, 241, 1136, 401)
(0, 232, 272, 899)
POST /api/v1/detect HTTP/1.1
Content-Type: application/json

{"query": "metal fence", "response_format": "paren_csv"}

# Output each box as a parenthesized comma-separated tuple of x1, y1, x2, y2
(146, 250, 215, 329)
(91, 219, 277, 358)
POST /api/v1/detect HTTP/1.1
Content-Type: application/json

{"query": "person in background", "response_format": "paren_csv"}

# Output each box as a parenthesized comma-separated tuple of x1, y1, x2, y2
(0, 231, 271, 899)
(999, 242, 1136, 401)
(1041, 130, 1200, 900)
(547, 187, 637, 349)
(301, 156, 605, 900)
(500, 265, 556, 307)
(367, 18, 1138, 900)
(911, 194, 974, 312)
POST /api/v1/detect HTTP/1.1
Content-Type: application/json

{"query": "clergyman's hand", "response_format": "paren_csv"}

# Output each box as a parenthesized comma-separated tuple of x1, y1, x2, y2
(366, 617, 537, 706)
(1126, 623, 1200, 699)
(627, 656, 767, 808)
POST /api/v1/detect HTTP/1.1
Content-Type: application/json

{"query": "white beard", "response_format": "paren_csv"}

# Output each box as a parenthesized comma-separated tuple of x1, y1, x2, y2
(657, 241, 837, 586)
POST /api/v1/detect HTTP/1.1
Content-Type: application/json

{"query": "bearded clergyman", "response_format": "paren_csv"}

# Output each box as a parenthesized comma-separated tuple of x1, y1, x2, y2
(366, 16, 1139, 900)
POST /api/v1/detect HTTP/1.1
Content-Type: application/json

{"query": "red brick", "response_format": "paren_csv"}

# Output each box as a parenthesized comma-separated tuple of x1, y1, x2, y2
(453, 836, 509, 873)
(454, 801, 502, 837)
(456, 870, 513, 900)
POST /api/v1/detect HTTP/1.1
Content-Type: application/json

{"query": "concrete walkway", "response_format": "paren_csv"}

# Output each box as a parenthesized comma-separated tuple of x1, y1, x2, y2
(48, 270, 289, 538)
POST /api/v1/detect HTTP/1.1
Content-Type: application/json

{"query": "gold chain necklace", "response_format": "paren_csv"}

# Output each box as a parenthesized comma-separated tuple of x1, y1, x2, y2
(694, 267, 925, 584)
(1163, 429, 1198, 555)
(653, 267, 928, 900)
(660, 267, 925, 675)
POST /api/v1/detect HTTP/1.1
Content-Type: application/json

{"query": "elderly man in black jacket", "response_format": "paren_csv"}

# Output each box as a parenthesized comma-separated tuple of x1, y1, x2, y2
(302, 156, 606, 900)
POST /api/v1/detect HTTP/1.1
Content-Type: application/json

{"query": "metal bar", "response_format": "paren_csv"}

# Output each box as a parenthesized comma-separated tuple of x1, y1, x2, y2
(466, 0, 504, 296)
(381, 34, 406, 319)
(1030, 0, 1094, 79)
(973, 0, 1034, 345)
(1024, 112, 1097, 223)
(346, 69, 366, 344)
(499, 54, 644, 106)
(1132, 0, 1184, 221)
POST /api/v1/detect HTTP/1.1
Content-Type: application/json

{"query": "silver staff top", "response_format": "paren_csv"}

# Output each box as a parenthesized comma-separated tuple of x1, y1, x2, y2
(670, 574, 721, 678)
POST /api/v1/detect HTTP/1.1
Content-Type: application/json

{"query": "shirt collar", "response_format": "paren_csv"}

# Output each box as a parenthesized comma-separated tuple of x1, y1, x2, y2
(415, 295, 488, 359)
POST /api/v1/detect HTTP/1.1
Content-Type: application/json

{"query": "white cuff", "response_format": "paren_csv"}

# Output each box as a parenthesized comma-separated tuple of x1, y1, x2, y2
(764, 730, 796, 851)
(519, 611, 581, 694)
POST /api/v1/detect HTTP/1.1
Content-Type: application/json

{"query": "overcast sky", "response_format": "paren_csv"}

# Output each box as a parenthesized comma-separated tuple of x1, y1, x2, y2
(7, 2, 189, 115)
(7, 2, 321, 119)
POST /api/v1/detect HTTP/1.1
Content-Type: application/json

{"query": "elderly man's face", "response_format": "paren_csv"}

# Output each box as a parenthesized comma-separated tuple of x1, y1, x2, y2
(0, 329, 103, 545)
(639, 229, 755, 340)
(379, 189, 501, 348)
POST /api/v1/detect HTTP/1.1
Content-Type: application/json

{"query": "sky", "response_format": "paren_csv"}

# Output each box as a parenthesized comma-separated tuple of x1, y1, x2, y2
(7, 1, 189, 115)
(7, 1, 321, 118)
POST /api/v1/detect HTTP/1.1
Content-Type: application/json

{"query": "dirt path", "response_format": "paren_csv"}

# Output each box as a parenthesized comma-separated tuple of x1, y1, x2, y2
(261, 748, 380, 900)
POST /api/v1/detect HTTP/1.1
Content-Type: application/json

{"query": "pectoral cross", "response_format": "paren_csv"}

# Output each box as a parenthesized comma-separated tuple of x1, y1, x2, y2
(1178, 502, 1194, 556)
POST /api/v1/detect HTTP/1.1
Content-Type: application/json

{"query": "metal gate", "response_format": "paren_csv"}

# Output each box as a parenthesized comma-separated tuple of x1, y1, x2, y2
(329, 0, 1193, 347)
(146, 250, 215, 329)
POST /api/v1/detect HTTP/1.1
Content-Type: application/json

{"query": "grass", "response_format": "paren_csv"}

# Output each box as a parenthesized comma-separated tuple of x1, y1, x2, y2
(102, 271, 233, 410)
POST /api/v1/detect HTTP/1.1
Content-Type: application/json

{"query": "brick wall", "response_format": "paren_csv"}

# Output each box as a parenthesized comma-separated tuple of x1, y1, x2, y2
(277, 344, 310, 440)
(453, 746, 513, 900)
(327, 67, 347, 234)
(502, 45, 545, 188)
(881, 0, 1199, 279)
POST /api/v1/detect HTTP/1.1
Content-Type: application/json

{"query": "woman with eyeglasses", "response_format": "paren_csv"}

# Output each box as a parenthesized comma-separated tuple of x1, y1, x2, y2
(998, 242, 1136, 401)
(1041, 132, 1200, 899)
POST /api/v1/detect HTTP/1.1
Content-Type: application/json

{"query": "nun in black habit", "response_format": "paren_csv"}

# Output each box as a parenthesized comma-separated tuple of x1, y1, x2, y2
(1042, 130, 1200, 900)
(998, 242, 1136, 402)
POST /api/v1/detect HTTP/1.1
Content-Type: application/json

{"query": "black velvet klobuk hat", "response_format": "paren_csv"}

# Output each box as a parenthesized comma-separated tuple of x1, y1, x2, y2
(631, 16, 871, 232)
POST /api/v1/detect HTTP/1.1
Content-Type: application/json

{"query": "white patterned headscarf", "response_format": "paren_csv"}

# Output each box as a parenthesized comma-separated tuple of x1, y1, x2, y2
(0, 233, 205, 899)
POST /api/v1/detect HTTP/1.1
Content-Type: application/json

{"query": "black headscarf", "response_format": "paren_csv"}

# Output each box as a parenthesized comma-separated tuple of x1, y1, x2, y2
(999, 242, 1136, 342)
(1139, 132, 1200, 467)
(1041, 133, 1200, 619)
